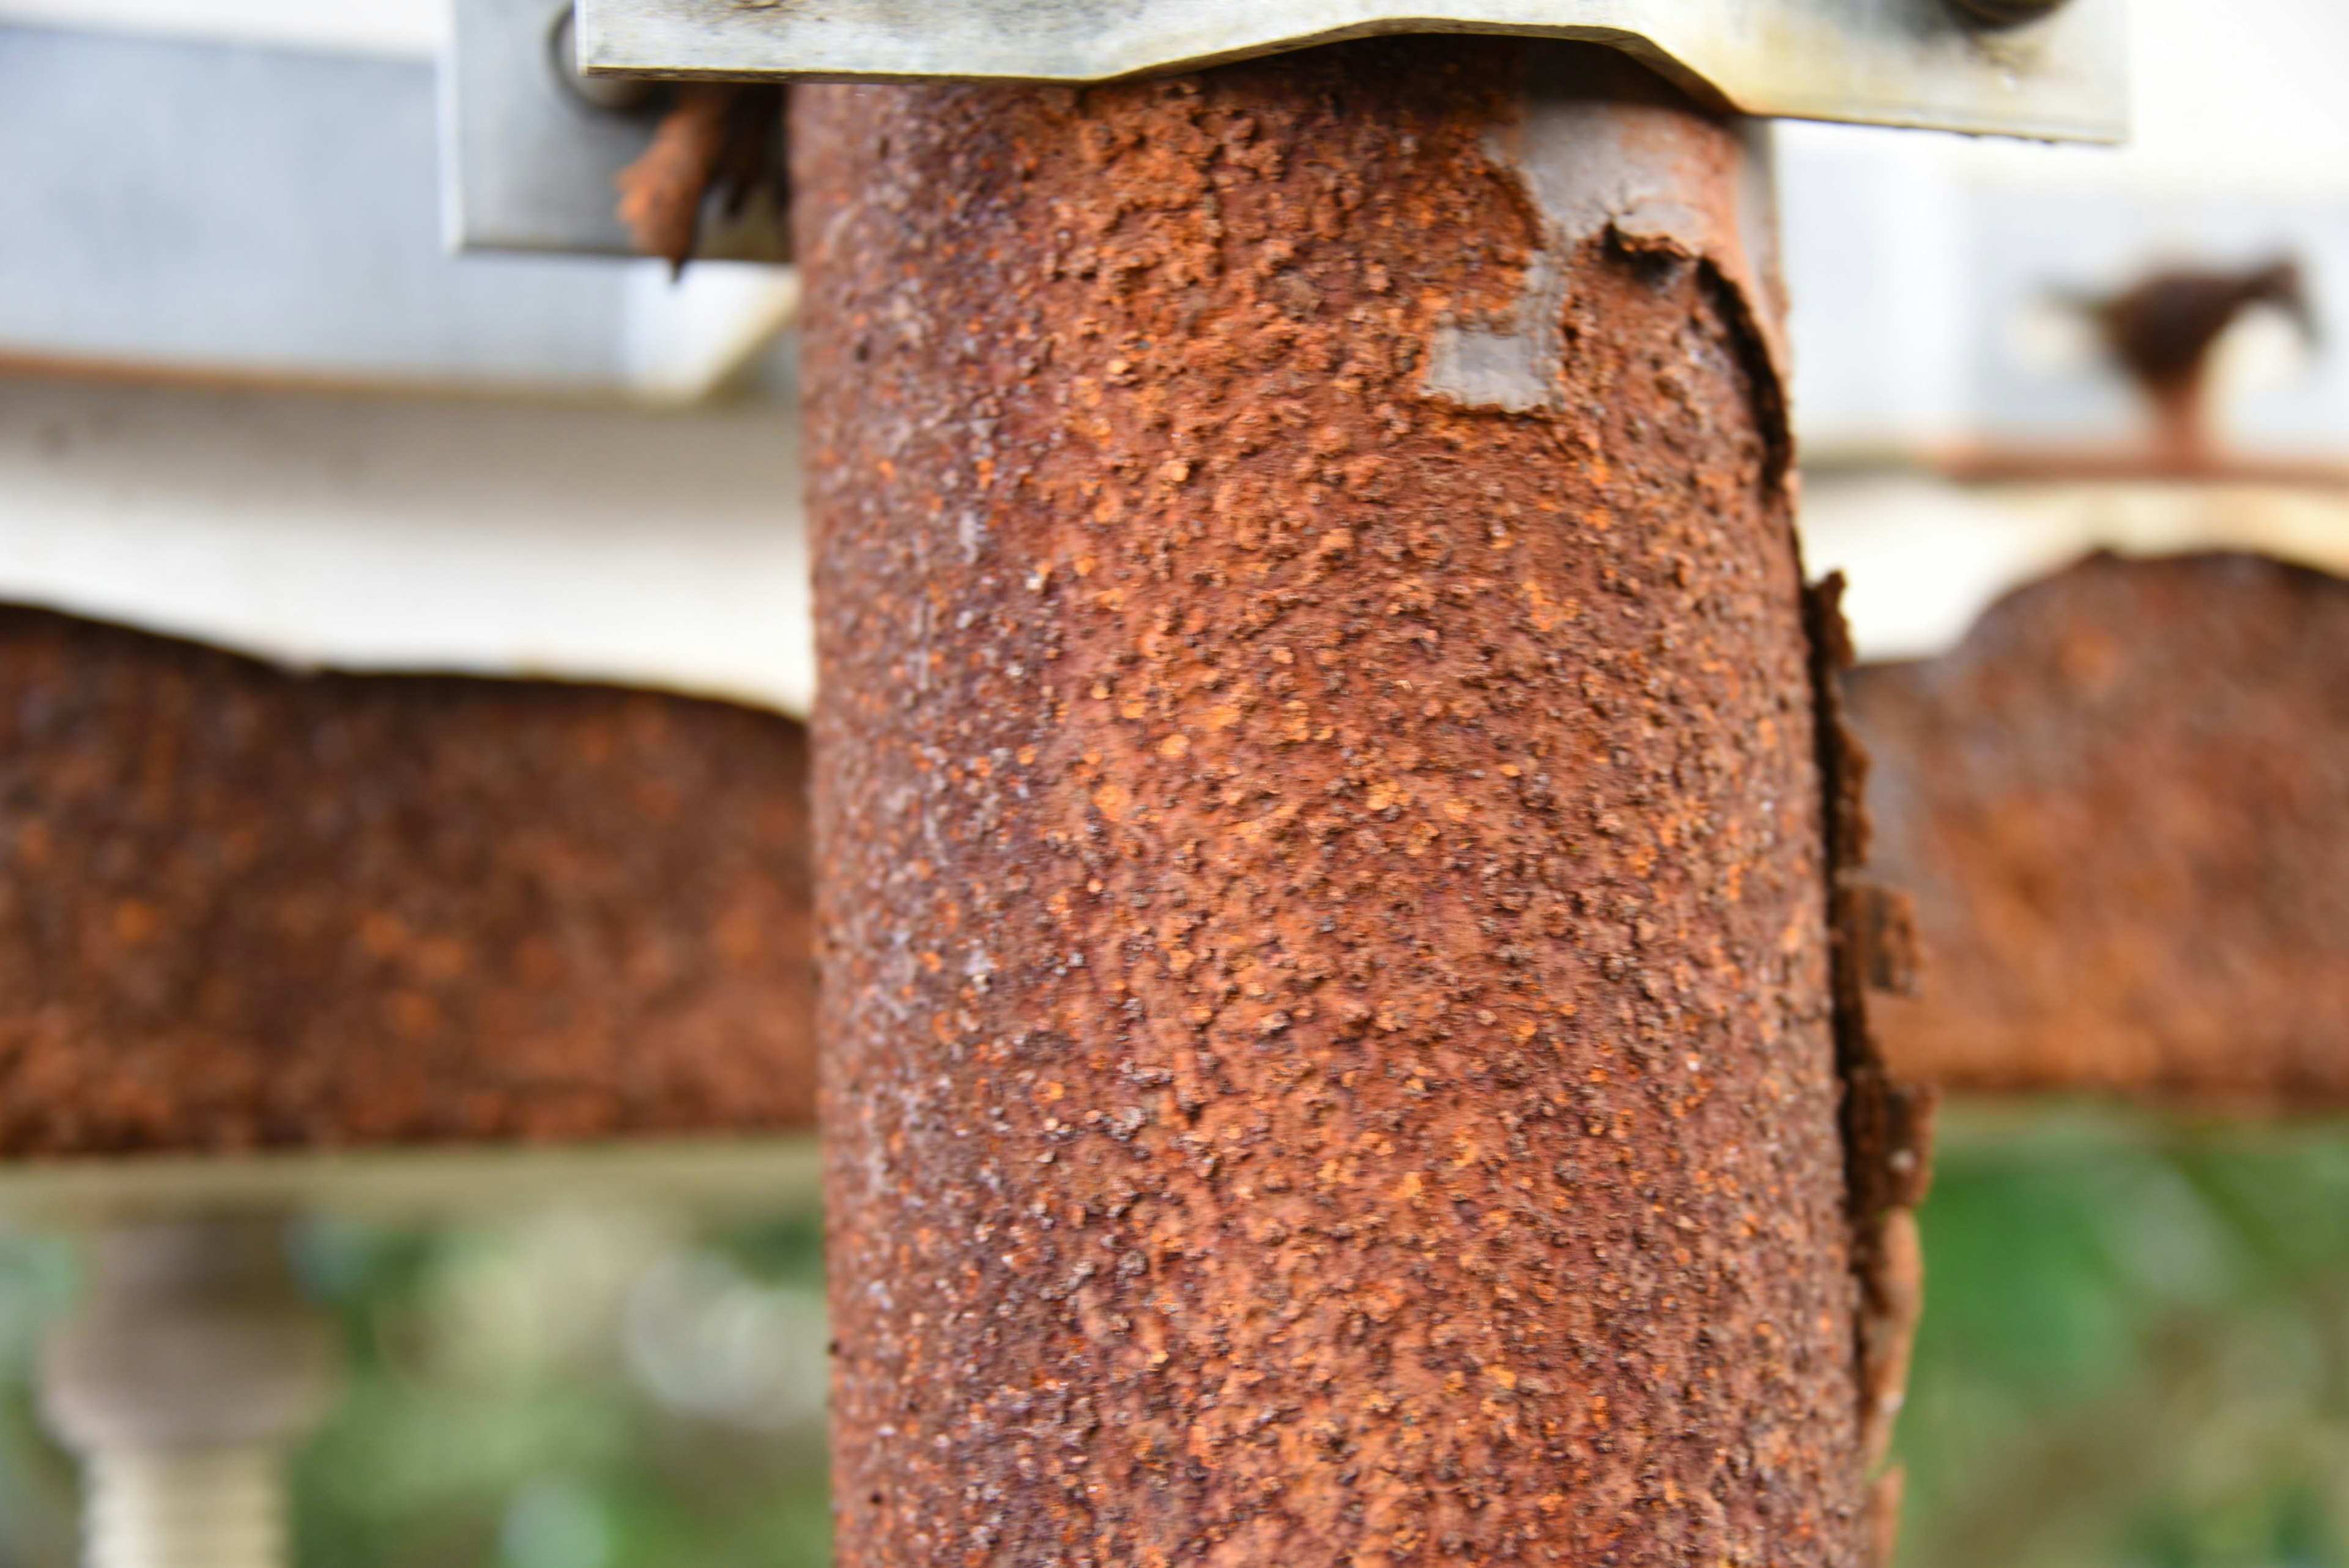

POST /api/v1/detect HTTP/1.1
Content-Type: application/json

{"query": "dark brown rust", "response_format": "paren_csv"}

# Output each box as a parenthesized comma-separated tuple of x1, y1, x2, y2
(801, 41, 1879, 1564)
(0, 606, 814, 1153)
(1808, 576, 1936, 1550)
(615, 83, 791, 272)
(1853, 550, 2349, 1108)
(2088, 259, 2312, 464)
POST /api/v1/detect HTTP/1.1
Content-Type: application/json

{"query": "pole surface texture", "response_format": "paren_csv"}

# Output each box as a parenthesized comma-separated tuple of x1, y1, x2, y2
(803, 40, 1879, 1566)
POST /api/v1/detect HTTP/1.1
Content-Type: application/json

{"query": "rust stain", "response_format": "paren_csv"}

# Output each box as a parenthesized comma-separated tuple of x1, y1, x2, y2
(0, 607, 815, 1153)
(800, 39, 1872, 1564)
(1854, 550, 2349, 1109)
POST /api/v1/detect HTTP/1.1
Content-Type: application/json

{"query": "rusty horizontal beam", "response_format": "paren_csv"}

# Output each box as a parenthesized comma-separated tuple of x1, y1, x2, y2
(20, 544, 2320, 1164)
(1852, 551, 2349, 1109)
(0, 606, 814, 1156)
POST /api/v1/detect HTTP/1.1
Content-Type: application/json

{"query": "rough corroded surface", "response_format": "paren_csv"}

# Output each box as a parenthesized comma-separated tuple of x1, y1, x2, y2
(1853, 550, 2349, 1107)
(801, 42, 1868, 1565)
(0, 607, 814, 1153)
(1806, 577, 1935, 1548)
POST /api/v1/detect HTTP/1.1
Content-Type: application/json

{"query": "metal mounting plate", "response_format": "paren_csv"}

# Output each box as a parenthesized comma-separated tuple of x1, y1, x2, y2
(444, 0, 791, 257)
(576, 0, 2124, 142)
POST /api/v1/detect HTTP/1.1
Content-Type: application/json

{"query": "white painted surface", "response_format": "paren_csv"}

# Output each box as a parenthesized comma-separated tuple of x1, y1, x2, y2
(0, 0, 442, 57)
(627, 266, 804, 406)
(0, 374, 814, 715)
(1803, 475, 2349, 663)
(1780, 0, 2349, 463)
(0, 24, 795, 400)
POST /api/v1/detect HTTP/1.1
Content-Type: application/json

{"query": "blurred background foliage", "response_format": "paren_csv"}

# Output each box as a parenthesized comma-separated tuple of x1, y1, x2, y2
(1896, 1106, 2349, 1568)
(0, 1200, 832, 1568)
(0, 1110, 2347, 1565)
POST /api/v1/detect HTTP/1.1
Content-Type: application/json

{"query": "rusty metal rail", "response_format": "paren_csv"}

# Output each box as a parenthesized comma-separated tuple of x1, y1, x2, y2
(0, 607, 815, 1155)
(1855, 551, 2349, 1109)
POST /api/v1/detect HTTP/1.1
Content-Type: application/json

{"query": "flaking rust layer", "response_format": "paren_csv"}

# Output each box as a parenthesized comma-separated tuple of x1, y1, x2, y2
(1854, 550, 2349, 1107)
(0, 607, 815, 1153)
(802, 39, 1884, 1564)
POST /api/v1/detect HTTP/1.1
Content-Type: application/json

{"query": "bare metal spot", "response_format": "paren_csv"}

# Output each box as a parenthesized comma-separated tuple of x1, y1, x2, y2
(1423, 251, 1564, 412)
(1422, 80, 1786, 415)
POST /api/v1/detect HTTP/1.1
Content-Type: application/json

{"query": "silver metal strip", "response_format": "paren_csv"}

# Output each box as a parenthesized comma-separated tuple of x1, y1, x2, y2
(576, 0, 2124, 141)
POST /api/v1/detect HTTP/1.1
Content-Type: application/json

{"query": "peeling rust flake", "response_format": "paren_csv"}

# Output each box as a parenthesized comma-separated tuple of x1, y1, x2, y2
(1807, 574, 1936, 1545)
(800, 39, 1869, 1566)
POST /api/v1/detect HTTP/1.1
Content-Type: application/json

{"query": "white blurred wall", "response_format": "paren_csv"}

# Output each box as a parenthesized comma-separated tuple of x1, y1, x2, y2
(1783, 0, 2349, 657)
(0, 375, 815, 712)
(0, 0, 442, 57)
(0, 12, 812, 711)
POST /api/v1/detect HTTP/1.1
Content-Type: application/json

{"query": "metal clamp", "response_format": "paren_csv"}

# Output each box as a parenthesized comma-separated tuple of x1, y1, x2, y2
(576, 0, 2124, 142)
(442, 0, 790, 258)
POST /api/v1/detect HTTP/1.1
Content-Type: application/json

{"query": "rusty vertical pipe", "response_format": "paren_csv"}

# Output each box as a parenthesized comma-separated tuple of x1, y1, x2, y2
(800, 40, 1878, 1564)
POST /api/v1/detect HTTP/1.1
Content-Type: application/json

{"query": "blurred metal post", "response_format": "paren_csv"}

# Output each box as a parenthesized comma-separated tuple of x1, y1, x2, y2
(38, 1219, 337, 1568)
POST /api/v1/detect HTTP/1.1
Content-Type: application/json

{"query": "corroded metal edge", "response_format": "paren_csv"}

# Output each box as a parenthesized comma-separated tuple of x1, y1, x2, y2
(1808, 572, 1939, 1562)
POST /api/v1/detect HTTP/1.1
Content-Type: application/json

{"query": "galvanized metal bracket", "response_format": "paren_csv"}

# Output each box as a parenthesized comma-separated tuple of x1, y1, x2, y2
(576, 0, 2124, 142)
(443, 0, 790, 258)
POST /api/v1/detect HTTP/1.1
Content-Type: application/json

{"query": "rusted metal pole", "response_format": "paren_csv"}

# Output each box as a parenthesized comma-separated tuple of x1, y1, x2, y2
(801, 39, 1898, 1564)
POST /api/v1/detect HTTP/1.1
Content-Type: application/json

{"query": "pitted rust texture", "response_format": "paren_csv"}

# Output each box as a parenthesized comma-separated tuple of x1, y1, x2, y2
(0, 606, 815, 1153)
(801, 41, 1867, 1565)
(1851, 550, 2349, 1108)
